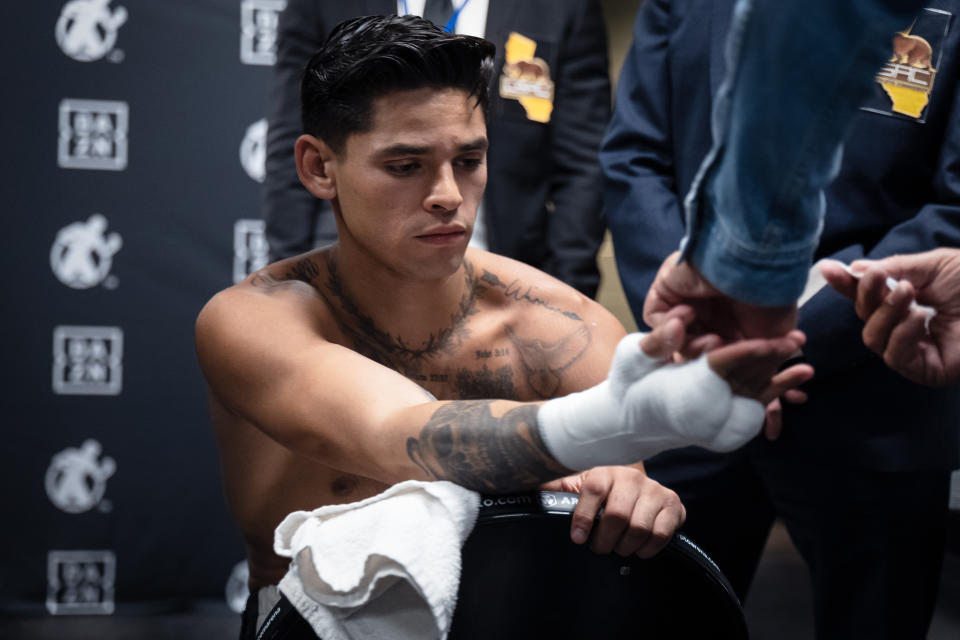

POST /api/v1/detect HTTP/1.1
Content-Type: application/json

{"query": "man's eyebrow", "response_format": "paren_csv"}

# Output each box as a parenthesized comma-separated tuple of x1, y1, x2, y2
(378, 143, 430, 157)
(376, 138, 489, 158)
(459, 138, 489, 152)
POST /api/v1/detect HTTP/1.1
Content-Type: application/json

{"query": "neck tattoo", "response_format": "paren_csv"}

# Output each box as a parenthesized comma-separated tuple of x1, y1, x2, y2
(323, 255, 484, 376)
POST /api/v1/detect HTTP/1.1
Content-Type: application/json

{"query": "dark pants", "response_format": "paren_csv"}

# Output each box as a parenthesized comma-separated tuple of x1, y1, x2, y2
(646, 440, 951, 640)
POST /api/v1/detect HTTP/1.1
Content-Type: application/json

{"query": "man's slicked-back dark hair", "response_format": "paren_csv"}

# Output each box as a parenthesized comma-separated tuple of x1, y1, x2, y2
(301, 14, 496, 154)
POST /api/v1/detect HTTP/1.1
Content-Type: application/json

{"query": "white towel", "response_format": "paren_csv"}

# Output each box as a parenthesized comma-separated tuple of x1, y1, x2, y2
(274, 480, 480, 640)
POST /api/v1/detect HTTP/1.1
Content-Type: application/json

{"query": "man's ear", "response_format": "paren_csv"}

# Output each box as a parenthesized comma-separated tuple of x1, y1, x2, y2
(295, 134, 338, 199)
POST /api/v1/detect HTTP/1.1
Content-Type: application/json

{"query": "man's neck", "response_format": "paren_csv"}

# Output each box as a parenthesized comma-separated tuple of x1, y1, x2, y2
(321, 248, 482, 375)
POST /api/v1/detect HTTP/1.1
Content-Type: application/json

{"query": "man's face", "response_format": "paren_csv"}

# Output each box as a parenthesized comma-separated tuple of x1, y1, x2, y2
(332, 87, 488, 280)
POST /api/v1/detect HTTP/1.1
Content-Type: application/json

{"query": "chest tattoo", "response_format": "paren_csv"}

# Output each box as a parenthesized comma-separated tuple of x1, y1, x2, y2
(323, 256, 484, 378)
(507, 324, 591, 397)
(454, 364, 516, 400)
(480, 270, 583, 321)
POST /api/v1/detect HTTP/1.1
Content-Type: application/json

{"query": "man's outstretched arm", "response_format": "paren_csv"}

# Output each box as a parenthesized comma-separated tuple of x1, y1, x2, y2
(197, 284, 808, 487)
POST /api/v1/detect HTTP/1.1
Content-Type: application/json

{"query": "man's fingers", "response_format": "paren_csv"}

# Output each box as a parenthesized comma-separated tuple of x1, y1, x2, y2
(763, 399, 782, 441)
(588, 474, 648, 554)
(782, 389, 808, 404)
(881, 309, 929, 376)
(758, 363, 815, 405)
(820, 259, 858, 300)
(861, 281, 915, 355)
(679, 333, 724, 361)
(640, 316, 687, 361)
(707, 333, 802, 377)
(596, 489, 651, 555)
(569, 475, 608, 545)
(633, 505, 685, 559)
(643, 252, 719, 328)
(854, 267, 892, 321)
(857, 251, 940, 290)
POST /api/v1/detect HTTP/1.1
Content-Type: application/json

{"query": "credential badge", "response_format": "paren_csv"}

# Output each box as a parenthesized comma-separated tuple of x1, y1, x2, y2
(47, 550, 116, 615)
(53, 326, 124, 395)
(863, 8, 952, 122)
(499, 32, 554, 123)
(58, 99, 129, 170)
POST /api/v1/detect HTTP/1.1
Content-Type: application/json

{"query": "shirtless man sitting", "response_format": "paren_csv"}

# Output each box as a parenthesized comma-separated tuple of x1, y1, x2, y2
(194, 14, 813, 637)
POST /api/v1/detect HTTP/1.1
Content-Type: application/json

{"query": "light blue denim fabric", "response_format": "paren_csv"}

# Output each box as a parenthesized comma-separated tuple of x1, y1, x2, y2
(681, 0, 924, 305)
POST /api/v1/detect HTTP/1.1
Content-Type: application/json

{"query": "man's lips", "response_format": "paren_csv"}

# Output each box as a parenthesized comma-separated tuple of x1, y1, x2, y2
(415, 228, 467, 243)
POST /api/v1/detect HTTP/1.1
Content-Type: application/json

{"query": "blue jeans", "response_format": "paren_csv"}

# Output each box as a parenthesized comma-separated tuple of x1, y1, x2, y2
(681, 0, 924, 305)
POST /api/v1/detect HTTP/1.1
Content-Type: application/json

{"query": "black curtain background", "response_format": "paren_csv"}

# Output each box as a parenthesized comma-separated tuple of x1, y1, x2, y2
(2, 0, 281, 615)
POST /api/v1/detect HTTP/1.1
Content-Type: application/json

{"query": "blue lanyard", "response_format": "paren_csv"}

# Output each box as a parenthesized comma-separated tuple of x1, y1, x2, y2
(400, 0, 470, 33)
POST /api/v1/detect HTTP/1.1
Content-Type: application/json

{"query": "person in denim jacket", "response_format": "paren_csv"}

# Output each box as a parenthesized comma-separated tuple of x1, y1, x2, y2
(601, 0, 960, 636)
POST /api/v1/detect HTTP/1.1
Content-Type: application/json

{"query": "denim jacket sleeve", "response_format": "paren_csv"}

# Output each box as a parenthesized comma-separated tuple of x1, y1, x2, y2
(681, 0, 925, 306)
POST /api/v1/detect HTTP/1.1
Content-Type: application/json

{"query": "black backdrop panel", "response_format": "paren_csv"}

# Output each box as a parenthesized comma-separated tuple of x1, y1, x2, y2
(2, 0, 281, 614)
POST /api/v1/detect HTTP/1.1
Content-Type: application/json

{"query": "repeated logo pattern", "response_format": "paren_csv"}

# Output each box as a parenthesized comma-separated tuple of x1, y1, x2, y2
(50, 214, 123, 290)
(240, 118, 268, 182)
(225, 560, 250, 613)
(42, 0, 291, 614)
(240, 0, 287, 65)
(52, 326, 124, 395)
(55, 0, 127, 62)
(58, 99, 129, 170)
(46, 440, 116, 514)
(47, 550, 116, 615)
(234, 219, 269, 283)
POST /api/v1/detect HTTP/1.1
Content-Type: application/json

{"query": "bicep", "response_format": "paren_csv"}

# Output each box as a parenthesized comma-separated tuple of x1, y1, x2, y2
(195, 290, 434, 478)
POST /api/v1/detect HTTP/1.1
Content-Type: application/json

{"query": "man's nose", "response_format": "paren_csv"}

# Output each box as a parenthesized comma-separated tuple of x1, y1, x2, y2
(424, 165, 463, 213)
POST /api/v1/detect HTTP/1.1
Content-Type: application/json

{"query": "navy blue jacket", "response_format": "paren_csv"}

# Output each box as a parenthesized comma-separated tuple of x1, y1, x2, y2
(263, 0, 610, 297)
(602, 0, 960, 470)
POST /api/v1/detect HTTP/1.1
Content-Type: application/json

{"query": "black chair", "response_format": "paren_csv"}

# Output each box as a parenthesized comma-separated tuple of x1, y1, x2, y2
(256, 491, 748, 639)
(450, 491, 747, 639)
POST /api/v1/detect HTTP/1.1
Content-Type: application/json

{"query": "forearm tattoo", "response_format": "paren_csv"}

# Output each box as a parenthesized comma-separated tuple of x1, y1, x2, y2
(406, 401, 569, 492)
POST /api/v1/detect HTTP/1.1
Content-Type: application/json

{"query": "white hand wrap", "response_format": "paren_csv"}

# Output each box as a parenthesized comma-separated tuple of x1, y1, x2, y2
(537, 333, 766, 470)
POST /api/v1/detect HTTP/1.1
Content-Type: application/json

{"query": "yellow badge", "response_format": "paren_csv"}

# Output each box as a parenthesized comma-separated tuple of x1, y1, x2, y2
(876, 30, 937, 118)
(499, 32, 554, 123)
(863, 8, 952, 123)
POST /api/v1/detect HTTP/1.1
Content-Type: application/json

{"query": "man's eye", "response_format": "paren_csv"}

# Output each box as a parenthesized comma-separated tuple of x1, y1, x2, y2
(457, 157, 483, 169)
(387, 163, 419, 175)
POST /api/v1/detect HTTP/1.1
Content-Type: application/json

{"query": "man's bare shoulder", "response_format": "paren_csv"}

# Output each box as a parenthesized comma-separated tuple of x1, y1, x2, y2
(468, 250, 626, 395)
(195, 251, 341, 383)
(469, 249, 621, 331)
(199, 251, 332, 324)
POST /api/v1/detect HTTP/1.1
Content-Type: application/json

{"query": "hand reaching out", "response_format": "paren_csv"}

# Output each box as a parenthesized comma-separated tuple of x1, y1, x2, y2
(643, 252, 798, 345)
(820, 249, 960, 387)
